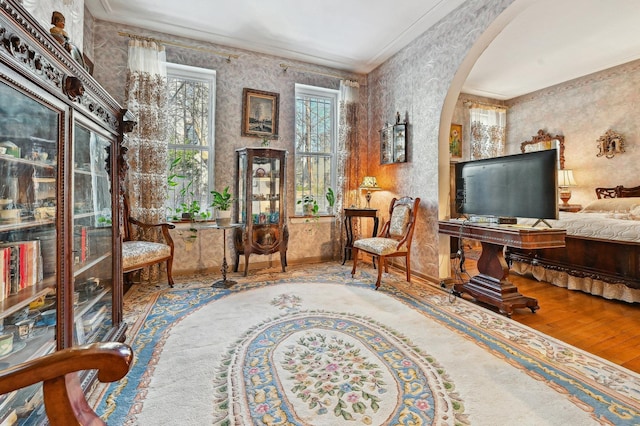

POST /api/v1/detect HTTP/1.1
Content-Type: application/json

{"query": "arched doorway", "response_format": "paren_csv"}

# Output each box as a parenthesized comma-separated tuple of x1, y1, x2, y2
(436, 0, 531, 279)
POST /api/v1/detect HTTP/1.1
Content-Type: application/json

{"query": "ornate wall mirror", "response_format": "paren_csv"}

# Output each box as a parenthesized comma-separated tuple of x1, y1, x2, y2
(520, 129, 565, 169)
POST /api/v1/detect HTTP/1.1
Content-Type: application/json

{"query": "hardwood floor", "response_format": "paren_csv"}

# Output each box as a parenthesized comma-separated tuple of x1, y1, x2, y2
(451, 258, 640, 373)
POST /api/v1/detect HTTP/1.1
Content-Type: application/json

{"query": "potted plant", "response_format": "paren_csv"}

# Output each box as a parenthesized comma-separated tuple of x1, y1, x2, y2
(211, 186, 233, 226)
(325, 187, 335, 214)
(297, 194, 319, 218)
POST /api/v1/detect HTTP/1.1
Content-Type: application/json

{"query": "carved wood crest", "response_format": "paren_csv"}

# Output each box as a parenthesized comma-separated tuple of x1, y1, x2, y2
(520, 129, 565, 169)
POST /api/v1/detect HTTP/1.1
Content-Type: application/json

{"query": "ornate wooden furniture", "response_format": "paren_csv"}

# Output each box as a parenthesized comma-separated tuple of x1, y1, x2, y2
(520, 129, 565, 169)
(233, 148, 288, 275)
(595, 184, 640, 199)
(508, 185, 640, 295)
(351, 197, 420, 289)
(439, 220, 566, 317)
(0, 342, 132, 426)
(0, 1, 130, 421)
(122, 196, 176, 287)
(342, 208, 379, 265)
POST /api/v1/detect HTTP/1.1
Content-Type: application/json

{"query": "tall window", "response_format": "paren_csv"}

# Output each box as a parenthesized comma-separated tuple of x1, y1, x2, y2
(165, 63, 216, 220)
(294, 84, 338, 214)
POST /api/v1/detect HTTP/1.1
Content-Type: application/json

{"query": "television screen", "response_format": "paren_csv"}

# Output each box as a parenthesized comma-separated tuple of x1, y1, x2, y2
(454, 149, 558, 220)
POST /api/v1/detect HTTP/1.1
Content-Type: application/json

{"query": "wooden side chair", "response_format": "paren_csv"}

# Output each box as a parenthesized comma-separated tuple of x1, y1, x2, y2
(351, 196, 420, 289)
(122, 196, 176, 287)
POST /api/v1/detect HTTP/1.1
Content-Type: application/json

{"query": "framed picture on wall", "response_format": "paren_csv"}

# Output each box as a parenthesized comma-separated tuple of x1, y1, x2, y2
(242, 88, 279, 139)
(449, 123, 462, 159)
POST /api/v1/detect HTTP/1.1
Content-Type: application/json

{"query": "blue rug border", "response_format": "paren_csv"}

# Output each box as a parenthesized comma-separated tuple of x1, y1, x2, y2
(96, 273, 639, 425)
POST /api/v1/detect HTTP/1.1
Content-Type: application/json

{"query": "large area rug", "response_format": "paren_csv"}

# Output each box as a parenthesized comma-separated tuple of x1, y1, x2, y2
(94, 263, 640, 425)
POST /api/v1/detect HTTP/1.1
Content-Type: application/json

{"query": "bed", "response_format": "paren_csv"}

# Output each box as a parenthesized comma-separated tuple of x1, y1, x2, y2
(507, 185, 640, 303)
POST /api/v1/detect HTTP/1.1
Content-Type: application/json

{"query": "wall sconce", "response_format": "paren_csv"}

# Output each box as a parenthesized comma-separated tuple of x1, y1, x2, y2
(359, 176, 381, 209)
(596, 129, 625, 159)
(558, 169, 577, 206)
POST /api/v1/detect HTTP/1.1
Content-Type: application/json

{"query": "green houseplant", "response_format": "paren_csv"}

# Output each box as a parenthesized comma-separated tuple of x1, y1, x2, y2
(325, 188, 335, 214)
(211, 186, 233, 226)
(297, 194, 319, 219)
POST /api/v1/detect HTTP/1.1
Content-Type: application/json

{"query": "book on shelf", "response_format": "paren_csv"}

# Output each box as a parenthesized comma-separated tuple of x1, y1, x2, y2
(0, 240, 41, 300)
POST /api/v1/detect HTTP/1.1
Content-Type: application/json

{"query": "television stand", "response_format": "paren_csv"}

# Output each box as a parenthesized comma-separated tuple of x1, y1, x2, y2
(439, 220, 566, 317)
(531, 218, 553, 228)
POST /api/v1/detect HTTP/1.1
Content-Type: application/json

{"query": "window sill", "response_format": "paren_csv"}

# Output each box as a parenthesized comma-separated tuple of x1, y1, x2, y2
(289, 215, 334, 224)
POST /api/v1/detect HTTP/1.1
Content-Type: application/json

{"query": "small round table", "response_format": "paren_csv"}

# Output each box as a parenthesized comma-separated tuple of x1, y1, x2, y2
(195, 222, 241, 288)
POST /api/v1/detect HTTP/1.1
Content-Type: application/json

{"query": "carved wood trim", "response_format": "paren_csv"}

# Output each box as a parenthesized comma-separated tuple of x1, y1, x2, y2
(0, 0, 120, 132)
(520, 129, 565, 169)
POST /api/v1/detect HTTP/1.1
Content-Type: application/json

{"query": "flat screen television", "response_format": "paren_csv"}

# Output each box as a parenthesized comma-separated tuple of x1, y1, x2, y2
(454, 149, 558, 221)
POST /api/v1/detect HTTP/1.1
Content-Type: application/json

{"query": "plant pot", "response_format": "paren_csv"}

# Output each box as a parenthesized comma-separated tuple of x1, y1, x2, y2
(303, 204, 314, 216)
(217, 210, 232, 226)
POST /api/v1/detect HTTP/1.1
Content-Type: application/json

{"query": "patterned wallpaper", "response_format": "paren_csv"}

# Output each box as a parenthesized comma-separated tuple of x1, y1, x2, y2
(86, 16, 368, 274)
(79, 0, 517, 279)
(365, 0, 514, 279)
(504, 60, 640, 207)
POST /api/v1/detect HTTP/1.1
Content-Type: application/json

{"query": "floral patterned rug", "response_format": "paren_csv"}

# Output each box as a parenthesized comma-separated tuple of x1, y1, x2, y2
(93, 263, 640, 425)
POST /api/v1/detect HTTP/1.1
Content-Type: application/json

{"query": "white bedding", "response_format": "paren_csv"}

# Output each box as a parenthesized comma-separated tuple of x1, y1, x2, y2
(518, 211, 640, 243)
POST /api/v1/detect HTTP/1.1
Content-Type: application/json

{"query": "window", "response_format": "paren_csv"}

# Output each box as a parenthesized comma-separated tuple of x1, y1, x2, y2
(294, 84, 338, 214)
(165, 63, 216, 220)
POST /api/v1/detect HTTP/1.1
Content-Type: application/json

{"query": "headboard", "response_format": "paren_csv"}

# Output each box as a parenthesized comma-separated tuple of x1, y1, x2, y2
(595, 185, 640, 199)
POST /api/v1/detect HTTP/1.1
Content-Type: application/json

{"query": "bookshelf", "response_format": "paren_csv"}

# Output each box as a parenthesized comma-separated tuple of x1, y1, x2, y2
(0, 0, 131, 422)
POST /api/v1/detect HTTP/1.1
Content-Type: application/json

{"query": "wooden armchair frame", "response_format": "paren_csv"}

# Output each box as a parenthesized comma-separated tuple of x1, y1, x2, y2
(122, 196, 176, 287)
(351, 196, 420, 289)
(0, 342, 132, 425)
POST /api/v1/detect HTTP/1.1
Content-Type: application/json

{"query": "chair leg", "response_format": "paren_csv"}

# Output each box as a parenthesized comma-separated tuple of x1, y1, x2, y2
(166, 260, 174, 288)
(351, 247, 359, 277)
(375, 255, 385, 289)
(406, 254, 411, 283)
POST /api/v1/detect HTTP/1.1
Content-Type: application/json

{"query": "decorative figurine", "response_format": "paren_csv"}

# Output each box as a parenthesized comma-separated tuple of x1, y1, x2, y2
(50, 11, 85, 67)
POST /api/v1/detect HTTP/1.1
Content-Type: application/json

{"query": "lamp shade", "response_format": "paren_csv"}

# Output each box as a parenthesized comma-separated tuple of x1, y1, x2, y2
(359, 176, 381, 190)
(558, 169, 577, 187)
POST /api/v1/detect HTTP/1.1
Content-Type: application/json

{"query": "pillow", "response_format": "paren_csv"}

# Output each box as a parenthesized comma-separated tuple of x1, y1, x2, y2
(580, 197, 640, 213)
(630, 205, 640, 220)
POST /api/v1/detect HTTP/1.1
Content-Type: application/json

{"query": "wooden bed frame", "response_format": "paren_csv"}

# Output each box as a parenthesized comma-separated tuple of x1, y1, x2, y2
(506, 185, 640, 291)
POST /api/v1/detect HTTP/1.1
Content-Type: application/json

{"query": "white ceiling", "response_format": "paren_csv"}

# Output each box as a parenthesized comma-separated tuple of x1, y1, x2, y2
(86, 0, 640, 100)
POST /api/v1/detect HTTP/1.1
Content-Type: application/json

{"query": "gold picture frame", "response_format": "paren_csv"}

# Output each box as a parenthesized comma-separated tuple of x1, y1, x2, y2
(449, 123, 462, 159)
(242, 88, 279, 139)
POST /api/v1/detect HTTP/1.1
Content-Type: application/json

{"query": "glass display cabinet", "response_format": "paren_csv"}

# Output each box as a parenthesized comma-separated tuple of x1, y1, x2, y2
(380, 121, 407, 164)
(233, 148, 288, 275)
(0, 1, 129, 422)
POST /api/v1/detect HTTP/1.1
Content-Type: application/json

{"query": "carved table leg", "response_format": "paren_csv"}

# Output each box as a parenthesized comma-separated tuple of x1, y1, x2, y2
(454, 241, 539, 317)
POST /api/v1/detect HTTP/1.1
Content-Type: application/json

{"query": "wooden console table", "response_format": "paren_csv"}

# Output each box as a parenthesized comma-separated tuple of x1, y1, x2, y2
(438, 220, 566, 317)
(342, 208, 379, 264)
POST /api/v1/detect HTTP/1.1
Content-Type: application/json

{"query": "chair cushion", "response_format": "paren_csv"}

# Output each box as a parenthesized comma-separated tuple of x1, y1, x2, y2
(353, 237, 407, 255)
(389, 205, 410, 237)
(122, 241, 170, 270)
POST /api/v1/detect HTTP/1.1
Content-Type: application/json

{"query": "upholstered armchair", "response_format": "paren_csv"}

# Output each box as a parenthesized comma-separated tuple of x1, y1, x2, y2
(122, 196, 176, 287)
(351, 196, 420, 289)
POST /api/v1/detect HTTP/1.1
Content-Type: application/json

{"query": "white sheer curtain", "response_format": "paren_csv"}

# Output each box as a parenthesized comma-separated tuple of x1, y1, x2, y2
(336, 80, 360, 258)
(124, 39, 168, 282)
(469, 104, 507, 159)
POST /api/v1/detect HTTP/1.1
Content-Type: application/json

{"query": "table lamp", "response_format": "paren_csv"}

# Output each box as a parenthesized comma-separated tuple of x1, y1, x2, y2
(359, 176, 381, 209)
(558, 169, 577, 206)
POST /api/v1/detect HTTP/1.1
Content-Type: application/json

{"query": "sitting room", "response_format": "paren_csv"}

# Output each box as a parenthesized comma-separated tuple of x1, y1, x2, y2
(0, 0, 639, 424)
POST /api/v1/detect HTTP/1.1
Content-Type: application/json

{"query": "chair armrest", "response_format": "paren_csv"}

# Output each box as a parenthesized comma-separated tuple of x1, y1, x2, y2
(0, 342, 132, 425)
(128, 217, 176, 246)
(128, 217, 176, 231)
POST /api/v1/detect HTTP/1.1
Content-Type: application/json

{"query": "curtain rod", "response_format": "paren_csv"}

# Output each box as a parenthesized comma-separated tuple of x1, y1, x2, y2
(279, 63, 348, 80)
(118, 31, 240, 62)
(462, 99, 508, 110)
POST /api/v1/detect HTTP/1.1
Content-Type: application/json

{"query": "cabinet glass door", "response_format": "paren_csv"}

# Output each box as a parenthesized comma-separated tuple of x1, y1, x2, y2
(0, 78, 59, 421)
(252, 155, 280, 247)
(72, 123, 113, 345)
